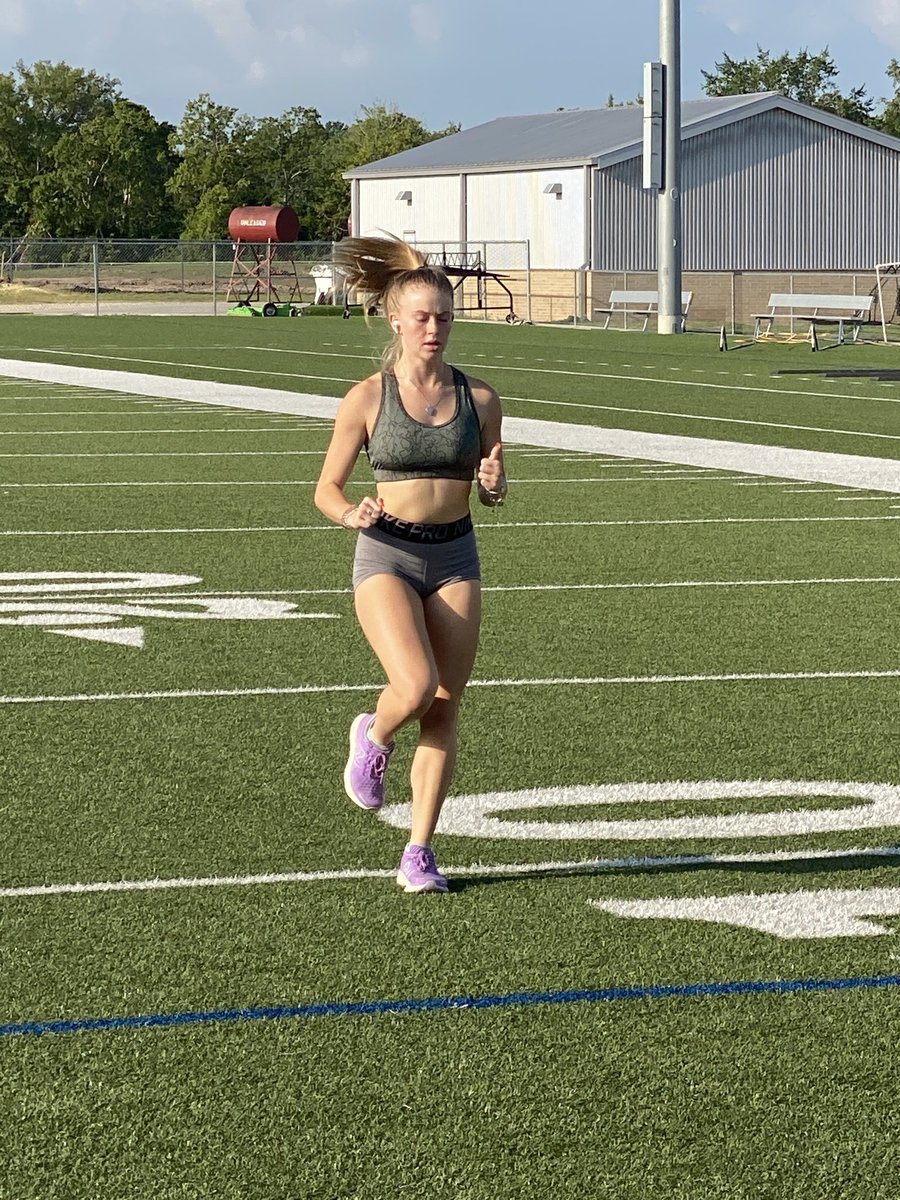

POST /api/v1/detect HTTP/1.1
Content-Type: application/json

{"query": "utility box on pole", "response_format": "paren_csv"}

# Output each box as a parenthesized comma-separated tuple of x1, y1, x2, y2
(642, 62, 664, 191)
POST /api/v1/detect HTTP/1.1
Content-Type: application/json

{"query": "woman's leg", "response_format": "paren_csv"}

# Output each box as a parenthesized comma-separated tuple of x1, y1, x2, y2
(353, 573, 439, 746)
(408, 579, 482, 847)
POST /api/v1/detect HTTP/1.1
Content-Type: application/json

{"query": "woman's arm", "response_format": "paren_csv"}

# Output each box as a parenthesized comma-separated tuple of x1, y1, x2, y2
(314, 379, 383, 528)
(472, 380, 507, 507)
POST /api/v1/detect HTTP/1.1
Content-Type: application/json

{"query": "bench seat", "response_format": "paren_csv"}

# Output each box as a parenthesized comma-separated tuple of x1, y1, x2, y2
(752, 293, 874, 345)
(594, 289, 692, 331)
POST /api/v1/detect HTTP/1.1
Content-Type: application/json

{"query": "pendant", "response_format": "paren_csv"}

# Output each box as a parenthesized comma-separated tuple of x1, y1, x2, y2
(424, 404, 438, 417)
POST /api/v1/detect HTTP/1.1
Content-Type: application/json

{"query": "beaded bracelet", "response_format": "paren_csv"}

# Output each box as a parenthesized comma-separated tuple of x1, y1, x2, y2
(481, 476, 507, 506)
(340, 505, 357, 528)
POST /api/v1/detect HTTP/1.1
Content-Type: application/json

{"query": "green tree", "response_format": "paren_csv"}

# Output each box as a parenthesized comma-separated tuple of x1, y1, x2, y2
(702, 47, 875, 125)
(877, 59, 900, 137)
(310, 122, 357, 239)
(324, 102, 461, 238)
(338, 102, 459, 171)
(29, 101, 178, 237)
(0, 60, 121, 234)
(167, 95, 257, 239)
(243, 107, 345, 239)
(0, 71, 25, 235)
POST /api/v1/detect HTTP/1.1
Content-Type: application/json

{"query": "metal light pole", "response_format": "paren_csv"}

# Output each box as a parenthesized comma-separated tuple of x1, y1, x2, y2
(657, 0, 683, 334)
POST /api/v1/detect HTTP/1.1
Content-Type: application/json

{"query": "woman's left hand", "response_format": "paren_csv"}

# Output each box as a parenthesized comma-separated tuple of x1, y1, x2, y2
(477, 442, 505, 494)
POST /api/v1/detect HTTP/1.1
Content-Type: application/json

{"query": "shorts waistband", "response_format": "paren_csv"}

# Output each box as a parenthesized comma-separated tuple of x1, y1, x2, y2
(373, 512, 473, 544)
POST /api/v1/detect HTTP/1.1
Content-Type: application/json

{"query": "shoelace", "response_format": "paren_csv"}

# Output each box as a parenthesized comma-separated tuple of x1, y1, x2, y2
(409, 847, 435, 873)
(368, 751, 387, 781)
(355, 746, 387, 781)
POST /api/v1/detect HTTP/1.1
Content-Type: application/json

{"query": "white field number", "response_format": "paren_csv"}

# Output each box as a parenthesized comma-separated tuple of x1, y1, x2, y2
(380, 780, 900, 939)
(0, 571, 337, 647)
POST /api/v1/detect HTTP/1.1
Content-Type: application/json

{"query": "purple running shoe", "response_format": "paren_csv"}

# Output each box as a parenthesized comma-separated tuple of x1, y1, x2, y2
(397, 844, 449, 893)
(343, 714, 394, 811)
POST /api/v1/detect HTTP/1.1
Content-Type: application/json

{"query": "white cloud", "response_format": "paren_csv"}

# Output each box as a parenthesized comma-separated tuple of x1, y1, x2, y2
(280, 23, 308, 46)
(410, 3, 442, 44)
(696, 0, 900, 47)
(858, 0, 900, 51)
(339, 39, 374, 69)
(0, 0, 28, 36)
(189, 0, 256, 45)
(696, 0, 755, 36)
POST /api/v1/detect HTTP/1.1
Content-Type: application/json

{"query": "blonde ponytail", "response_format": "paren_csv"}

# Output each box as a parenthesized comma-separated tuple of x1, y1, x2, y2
(333, 234, 453, 369)
(333, 234, 427, 295)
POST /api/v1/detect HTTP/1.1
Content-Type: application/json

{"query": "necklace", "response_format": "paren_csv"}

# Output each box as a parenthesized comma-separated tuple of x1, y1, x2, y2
(398, 372, 447, 417)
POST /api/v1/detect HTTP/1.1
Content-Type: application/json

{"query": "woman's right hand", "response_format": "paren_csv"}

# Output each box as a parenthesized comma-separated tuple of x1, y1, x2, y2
(347, 496, 384, 528)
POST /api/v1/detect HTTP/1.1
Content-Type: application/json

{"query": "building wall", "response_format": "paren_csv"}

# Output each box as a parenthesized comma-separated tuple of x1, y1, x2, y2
(357, 168, 588, 270)
(465, 168, 586, 269)
(602, 110, 900, 272)
(356, 176, 462, 243)
(596, 109, 900, 272)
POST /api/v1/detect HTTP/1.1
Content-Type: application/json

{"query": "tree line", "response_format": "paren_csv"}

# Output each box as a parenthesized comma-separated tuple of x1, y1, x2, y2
(3, 49, 899, 242)
(0, 60, 459, 241)
(701, 46, 900, 132)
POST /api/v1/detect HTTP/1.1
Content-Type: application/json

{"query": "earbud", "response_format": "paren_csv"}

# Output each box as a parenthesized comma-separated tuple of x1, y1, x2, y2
(392, 322, 400, 332)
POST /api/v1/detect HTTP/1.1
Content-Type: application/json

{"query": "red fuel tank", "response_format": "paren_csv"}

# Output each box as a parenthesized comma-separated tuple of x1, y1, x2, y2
(227, 206, 300, 243)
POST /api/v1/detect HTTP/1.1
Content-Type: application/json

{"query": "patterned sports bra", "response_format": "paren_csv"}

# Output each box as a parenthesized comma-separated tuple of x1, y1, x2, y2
(366, 367, 483, 483)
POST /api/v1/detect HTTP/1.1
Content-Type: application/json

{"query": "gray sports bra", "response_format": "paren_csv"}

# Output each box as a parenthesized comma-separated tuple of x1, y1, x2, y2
(366, 367, 482, 483)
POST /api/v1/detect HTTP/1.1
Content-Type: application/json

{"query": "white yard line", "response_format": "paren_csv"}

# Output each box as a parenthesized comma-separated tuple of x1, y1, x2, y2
(0, 358, 899, 492)
(4, 844, 899, 900)
(486, 576, 900, 593)
(0, 410, 213, 417)
(0, 428, 324, 437)
(0, 480, 341, 489)
(0, 451, 327, 459)
(11, 351, 900, 447)
(2, 514, 900, 538)
(0, 524, 331, 537)
(0, 476, 761, 489)
(2, 669, 898, 706)
(240, 342, 900, 407)
(508, 392, 900, 445)
(56, 576, 900, 601)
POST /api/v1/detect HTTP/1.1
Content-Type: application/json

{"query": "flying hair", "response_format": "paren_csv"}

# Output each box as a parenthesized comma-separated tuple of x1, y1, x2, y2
(333, 234, 454, 368)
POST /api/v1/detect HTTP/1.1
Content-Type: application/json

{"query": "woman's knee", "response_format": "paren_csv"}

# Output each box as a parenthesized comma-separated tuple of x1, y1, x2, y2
(421, 692, 462, 734)
(391, 670, 440, 719)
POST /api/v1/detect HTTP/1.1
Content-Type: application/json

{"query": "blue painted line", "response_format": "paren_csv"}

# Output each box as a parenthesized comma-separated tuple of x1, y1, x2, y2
(3, 973, 900, 1039)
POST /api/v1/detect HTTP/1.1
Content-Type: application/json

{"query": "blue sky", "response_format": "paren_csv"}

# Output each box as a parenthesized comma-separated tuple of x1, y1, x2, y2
(2, 0, 900, 131)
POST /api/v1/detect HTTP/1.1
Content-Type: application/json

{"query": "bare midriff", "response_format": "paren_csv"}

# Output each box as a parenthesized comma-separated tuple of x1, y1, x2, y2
(376, 477, 472, 525)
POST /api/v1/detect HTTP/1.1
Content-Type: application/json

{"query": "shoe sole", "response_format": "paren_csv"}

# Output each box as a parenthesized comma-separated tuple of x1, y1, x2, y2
(343, 713, 382, 811)
(396, 872, 449, 894)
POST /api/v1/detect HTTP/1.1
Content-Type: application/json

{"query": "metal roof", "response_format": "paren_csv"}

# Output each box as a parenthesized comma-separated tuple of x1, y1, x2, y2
(346, 92, 900, 178)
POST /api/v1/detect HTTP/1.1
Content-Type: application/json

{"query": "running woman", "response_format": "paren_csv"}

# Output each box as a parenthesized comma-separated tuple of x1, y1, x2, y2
(314, 235, 507, 892)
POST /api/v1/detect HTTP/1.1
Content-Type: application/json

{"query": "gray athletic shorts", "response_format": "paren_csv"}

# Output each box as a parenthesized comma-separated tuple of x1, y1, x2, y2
(352, 513, 481, 599)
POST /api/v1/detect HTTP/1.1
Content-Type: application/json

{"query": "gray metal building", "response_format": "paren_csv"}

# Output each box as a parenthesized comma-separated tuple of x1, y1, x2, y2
(346, 93, 900, 274)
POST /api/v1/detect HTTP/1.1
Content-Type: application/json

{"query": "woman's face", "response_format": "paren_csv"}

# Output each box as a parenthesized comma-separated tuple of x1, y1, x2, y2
(390, 284, 453, 358)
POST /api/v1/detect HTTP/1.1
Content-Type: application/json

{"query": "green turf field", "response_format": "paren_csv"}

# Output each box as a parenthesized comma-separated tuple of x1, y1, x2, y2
(0, 315, 898, 1198)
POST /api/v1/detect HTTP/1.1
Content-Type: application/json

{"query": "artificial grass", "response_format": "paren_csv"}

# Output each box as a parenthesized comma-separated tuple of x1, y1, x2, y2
(2, 988, 896, 1199)
(1, 314, 900, 460)
(0, 332, 898, 1198)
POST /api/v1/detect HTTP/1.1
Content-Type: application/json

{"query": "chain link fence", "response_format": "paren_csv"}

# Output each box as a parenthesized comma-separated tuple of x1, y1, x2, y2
(0, 238, 338, 314)
(0, 237, 534, 319)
